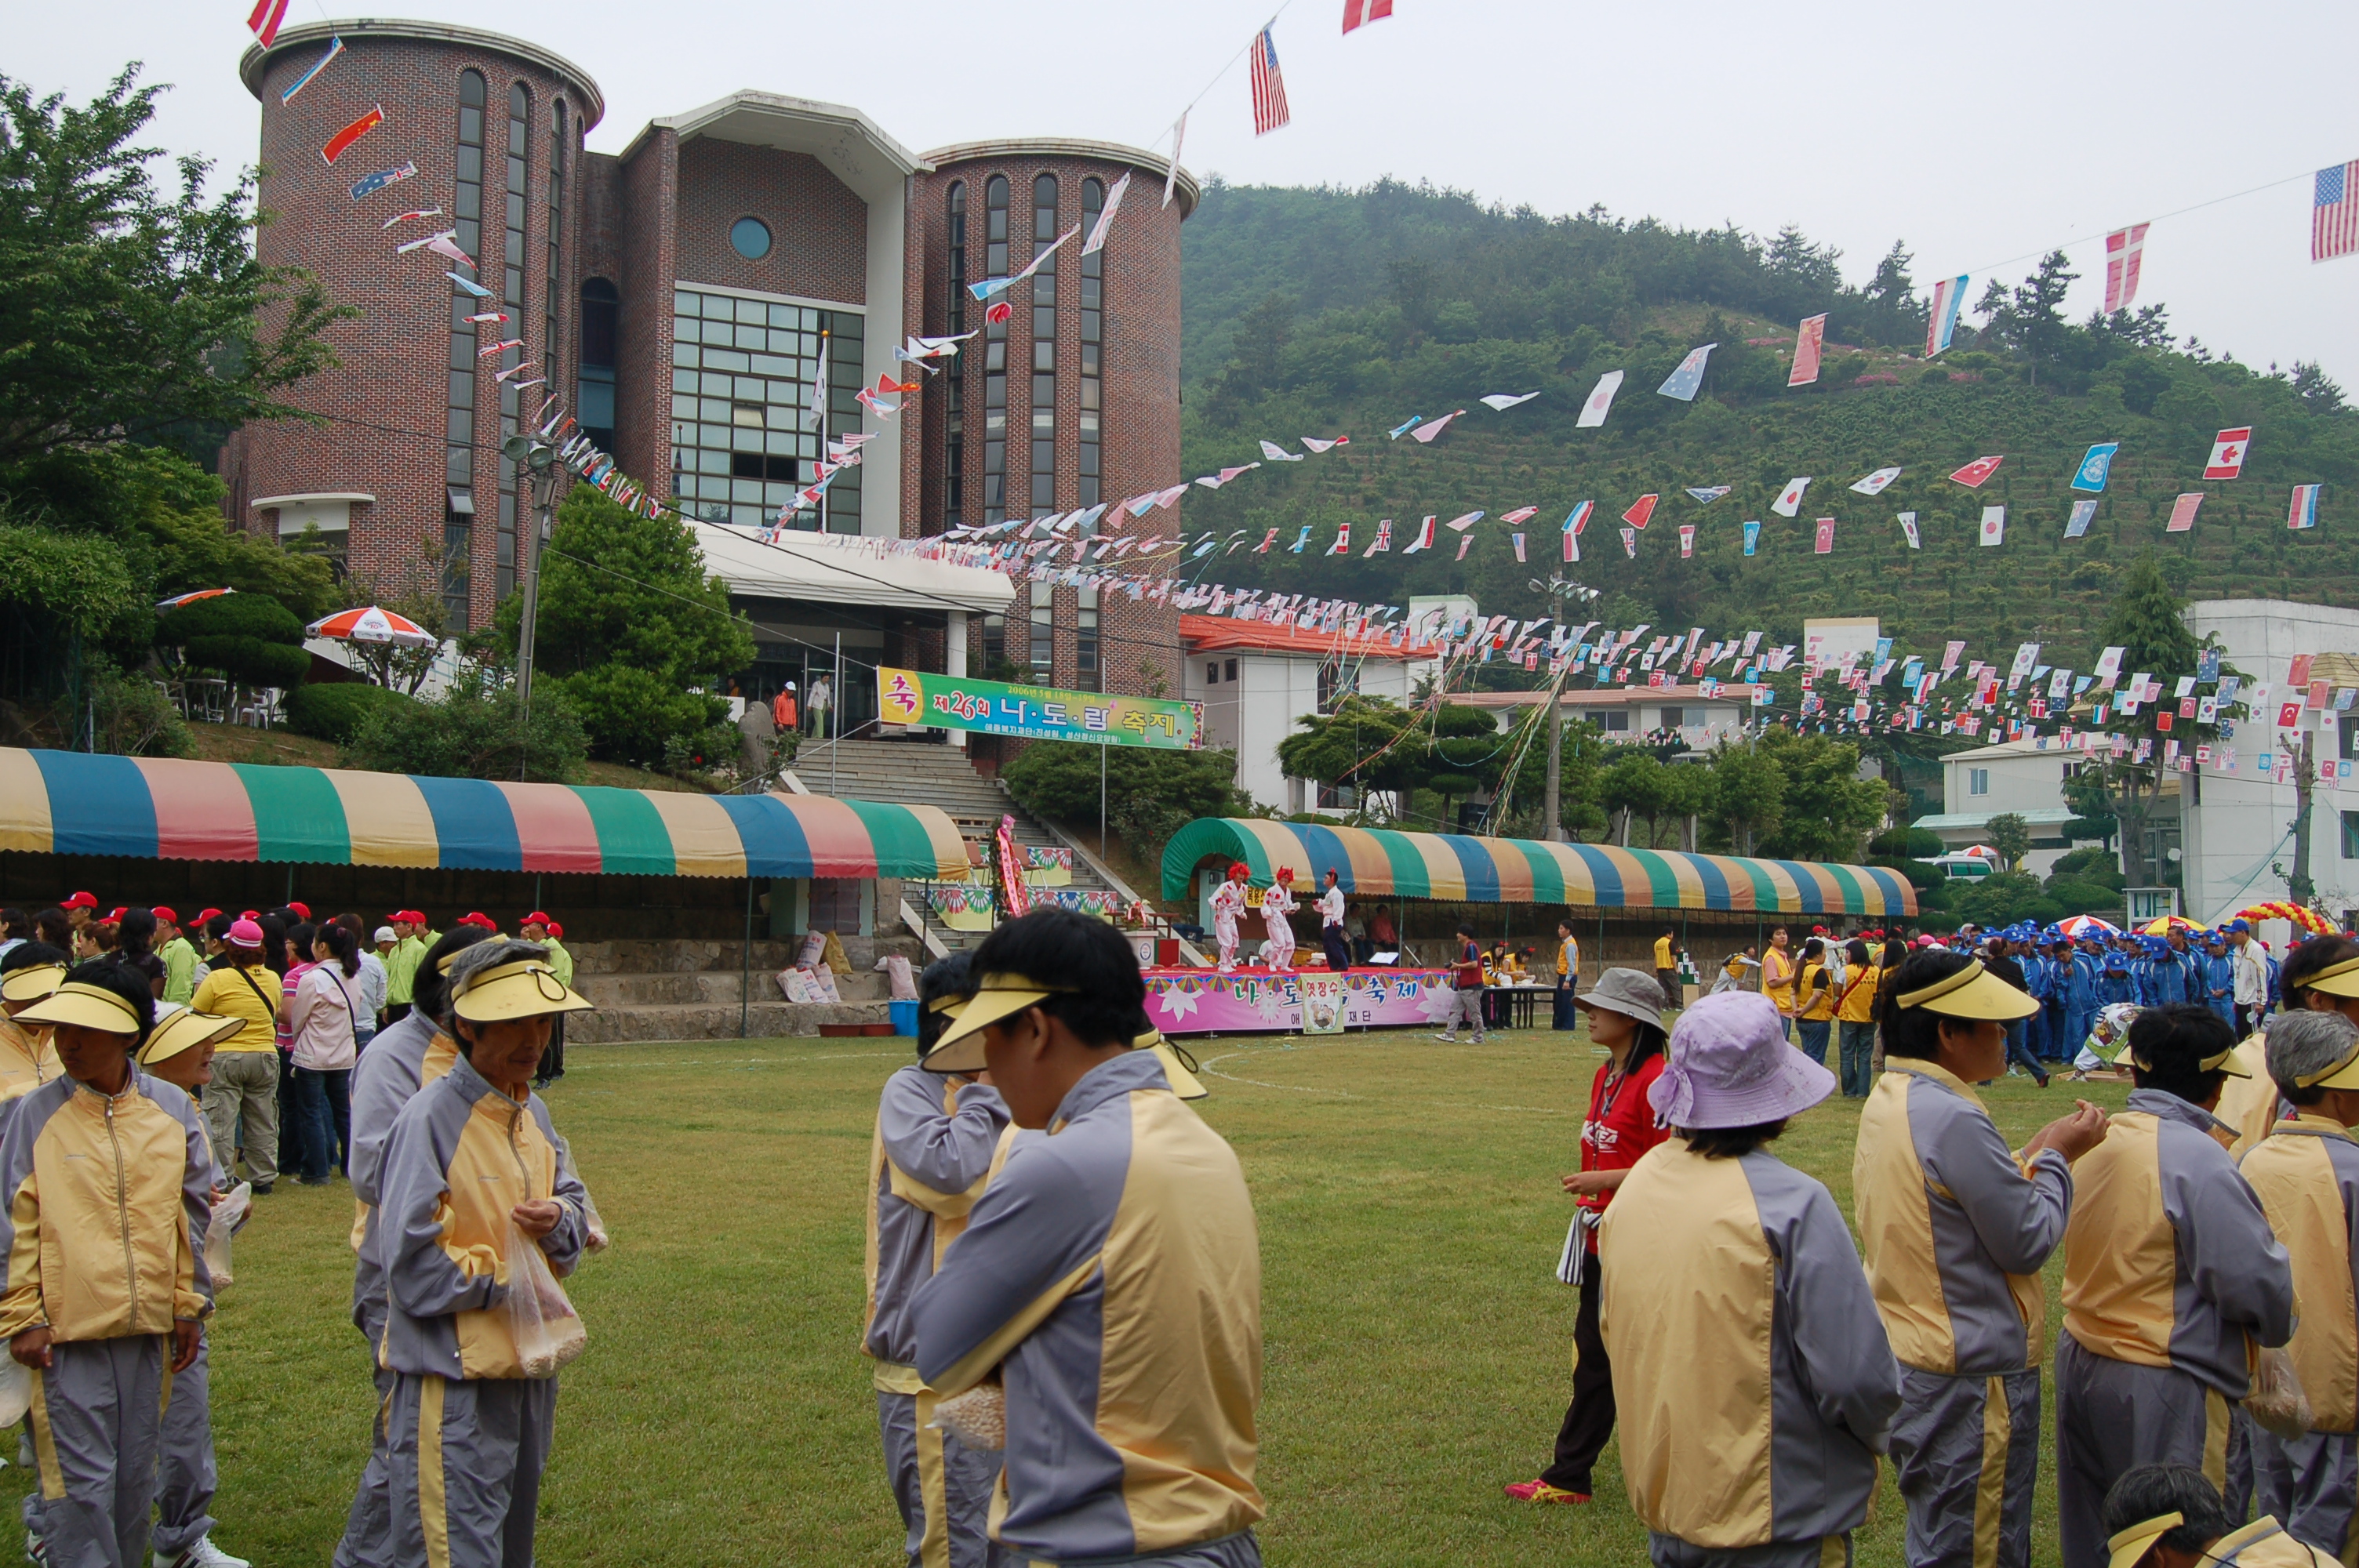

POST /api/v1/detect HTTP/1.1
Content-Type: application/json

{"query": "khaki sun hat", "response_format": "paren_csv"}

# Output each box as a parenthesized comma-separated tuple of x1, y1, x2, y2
(1574, 967, 1666, 1032)
(1132, 1027, 1209, 1101)
(921, 974, 1075, 1074)
(2105, 1512, 2182, 1568)
(1894, 959, 2041, 1022)
(138, 1008, 245, 1067)
(448, 959, 592, 1024)
(0, 963, 66, 1005)
(16, 980, 144, 1036)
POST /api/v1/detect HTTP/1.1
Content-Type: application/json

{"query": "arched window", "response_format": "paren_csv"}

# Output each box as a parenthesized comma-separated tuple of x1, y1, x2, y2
(496, 81, 533, 597)
(443, 68, 488, 626)
(943, 182, 965, 527)
(1079, 177, 1104, 510)
(547, 98, 566, 408)
(1030, 175, 1058, 517)
(981, 176, 1009, 524)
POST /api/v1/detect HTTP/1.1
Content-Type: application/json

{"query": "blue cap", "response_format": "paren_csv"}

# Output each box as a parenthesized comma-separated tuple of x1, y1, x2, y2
(2229, 918, 2252, 932)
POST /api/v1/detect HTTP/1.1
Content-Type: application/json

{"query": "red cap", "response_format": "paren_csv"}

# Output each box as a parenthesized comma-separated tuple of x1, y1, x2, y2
(107, 907, 128, 922)
(239, 910, 260, 921)
(522, 911, 552, 927)
(286, 901, 311, 920)
(546, 921, 563, 939)
(151, 907, 177, 927)
(460, 912, 494, 928)
(61, 891, 97, 910)
(196, 909, 222, 924)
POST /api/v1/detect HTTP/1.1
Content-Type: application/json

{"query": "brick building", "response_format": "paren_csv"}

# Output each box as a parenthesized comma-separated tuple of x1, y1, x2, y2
(226, 19, 1192, 722)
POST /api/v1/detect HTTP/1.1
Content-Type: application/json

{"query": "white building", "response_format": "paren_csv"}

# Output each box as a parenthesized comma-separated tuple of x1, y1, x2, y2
(1915, 737, 2117, 878)
(1453, 683, 1763, 748)
(2179, 600, 2359, 924)
(1181, 614, 1441, 811)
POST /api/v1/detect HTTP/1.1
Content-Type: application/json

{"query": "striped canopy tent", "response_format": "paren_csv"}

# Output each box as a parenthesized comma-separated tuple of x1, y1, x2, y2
(1161, 818, 1916, 918)
(0, 749, 965, 880)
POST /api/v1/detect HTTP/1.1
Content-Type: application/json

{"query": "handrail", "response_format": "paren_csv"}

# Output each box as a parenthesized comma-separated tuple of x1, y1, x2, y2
(1014, 788, 1210, 968)
(900, 898, 951, 960)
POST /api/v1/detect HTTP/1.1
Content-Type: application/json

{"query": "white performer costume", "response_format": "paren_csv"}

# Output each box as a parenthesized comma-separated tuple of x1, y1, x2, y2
(1211, 877, 1248, 972)
(1263, 880, 1298, 972)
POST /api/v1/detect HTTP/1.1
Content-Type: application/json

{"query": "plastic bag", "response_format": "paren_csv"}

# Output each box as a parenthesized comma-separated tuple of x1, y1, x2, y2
(2245, 1345, 2314, 1439)
(553, 1137, 609, 1254)
(0, 1355, 28, 1428)
(931, 1382, 1005, 1452)
(202, 1181, 253, 1289)
(504, 1221, 587, 1377)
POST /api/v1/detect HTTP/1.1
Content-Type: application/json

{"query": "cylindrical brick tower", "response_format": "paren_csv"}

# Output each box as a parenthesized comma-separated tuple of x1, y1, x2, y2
(229, 20, 602, 630)
(911, 140, 1196, 708)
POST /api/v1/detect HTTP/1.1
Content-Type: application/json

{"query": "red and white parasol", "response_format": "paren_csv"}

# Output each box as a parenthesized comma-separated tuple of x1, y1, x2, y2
(2056, 914, 2121, 939)
(307, 605, 437, 648)
(156, 588, 235, 610)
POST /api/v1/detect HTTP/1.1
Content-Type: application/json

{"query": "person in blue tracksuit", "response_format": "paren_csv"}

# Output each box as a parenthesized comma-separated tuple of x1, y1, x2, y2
(2022, 930, 2054, 1062)
(2201, 934, 2237, 1030)
(2067, 938, 2105, 1055)
(2142, 938, 2185, 1007)
(2042, 934, 2076, 1064)
(2100, 941, 2138, 1007)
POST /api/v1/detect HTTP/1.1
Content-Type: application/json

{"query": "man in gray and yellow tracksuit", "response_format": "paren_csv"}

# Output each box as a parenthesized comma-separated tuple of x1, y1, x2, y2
(0, 966, 215, 1568)
(2236, 1010, 2359, 1558)
(867, 959, 1015, 1568)
(1856, 952, 2110, 1568)
(2057, 1004, 2298, 1568)
(1600, 990, 1901, 1568)
(0, 946, 65, 1108)
(910, 909, 1264, 1567)
(335, 928, 486, 1568)
(375, 942, 591, 1568)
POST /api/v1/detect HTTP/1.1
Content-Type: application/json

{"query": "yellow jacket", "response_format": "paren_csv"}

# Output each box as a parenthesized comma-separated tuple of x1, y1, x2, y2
(2238, 1116, 2359, 1432)
(0, 1071, 214, 1341)
(188, 963, 279, 1054)
(0, 1017, 60, 1105)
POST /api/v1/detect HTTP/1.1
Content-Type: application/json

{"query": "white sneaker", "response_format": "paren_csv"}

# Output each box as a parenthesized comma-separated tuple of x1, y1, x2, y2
(1434, 1032, 1456, 1042)
(156, 1538, 249, 1568)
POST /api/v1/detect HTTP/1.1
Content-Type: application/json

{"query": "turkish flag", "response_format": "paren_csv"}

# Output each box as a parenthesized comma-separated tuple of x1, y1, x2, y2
(2280, 702, 2303, 728)
(2205, 427, 2251, 480)
(1950, 455, 2005, 488)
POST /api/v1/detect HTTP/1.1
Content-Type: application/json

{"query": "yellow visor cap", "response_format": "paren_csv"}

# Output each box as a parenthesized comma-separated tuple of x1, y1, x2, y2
(2105, 1512, 2181, 1568)
(138, 1009, 244, 1066)
(2297, 1041, 2359, 1091)
(920, 975, 1071, 1074)
(0, 964, 65, 1005)
(16, 980, 144, 1036)
(1895, 960, 2040, 1022)
(448, 960, 592, 1024)
(2307, 955, 2359, 998)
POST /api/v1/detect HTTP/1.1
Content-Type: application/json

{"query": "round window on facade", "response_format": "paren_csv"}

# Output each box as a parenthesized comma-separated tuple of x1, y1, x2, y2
(730, 216, 772, 260)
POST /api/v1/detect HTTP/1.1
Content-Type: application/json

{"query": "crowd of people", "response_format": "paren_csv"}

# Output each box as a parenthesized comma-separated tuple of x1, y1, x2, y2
(0, 896, 587, 1568)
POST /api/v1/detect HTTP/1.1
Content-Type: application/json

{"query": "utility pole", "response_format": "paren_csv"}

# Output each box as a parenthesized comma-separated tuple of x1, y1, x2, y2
(502, 437, 561, 781)
(2292, 728, 2317, 904)
(1543, 688, 1565, 840)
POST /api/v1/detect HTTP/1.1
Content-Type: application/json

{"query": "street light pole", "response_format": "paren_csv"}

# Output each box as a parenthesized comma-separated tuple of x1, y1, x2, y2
(517, 468, 552, 710)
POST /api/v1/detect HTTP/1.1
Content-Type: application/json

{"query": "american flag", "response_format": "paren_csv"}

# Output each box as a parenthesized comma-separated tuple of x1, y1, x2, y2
(1250, 27, 1291, 136)
(2316, 160, 2359, 263)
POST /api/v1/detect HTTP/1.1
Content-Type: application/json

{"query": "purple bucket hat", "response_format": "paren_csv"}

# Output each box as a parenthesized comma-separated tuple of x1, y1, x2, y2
(1648, 990, 1837, 1130)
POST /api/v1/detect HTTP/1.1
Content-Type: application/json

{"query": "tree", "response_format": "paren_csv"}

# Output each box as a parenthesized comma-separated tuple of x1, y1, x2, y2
(0, 67, 346, 463)
(2081, 553, 2220, 888)
(1708, 742, 1785, 855)
(1751, 730, 1891, 862)
(1001, 742, 1251, 859)
(1275, 696, 1510, 820)
(1984, 811, 2033, 873)
(1601, 751, 1670, 846)
(502, 485, 756, 767)
(340, 672, 587, 784)
(1980, 252, 2077, 386)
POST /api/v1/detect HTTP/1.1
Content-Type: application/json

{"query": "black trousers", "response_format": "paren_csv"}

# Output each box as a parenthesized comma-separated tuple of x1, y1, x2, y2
(1321, 928, 1351, 975)
(385, 1003, 411, 1025)
(1541, 1256, 1616, 1494)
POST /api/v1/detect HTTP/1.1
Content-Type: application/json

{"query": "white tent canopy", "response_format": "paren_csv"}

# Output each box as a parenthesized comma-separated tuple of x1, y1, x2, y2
(691, 522, 1015, 615)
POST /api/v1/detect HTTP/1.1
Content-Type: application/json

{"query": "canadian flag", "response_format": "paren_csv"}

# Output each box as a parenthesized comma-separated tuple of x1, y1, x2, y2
(1678, 525, 1695, 558)
(2205, 427, 2252, 480)
(1623, 494, 1659, 529)
(1950, 455, 2005, 488)
(1771, 477, 1811, 517)
(1325, 524, 1350, 556)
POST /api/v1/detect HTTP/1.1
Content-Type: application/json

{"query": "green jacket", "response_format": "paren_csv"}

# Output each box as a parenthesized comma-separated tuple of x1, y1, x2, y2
(544, 939, 573, 989)
(159, 936, 199, 1005)
(383, 935, 428, 1007)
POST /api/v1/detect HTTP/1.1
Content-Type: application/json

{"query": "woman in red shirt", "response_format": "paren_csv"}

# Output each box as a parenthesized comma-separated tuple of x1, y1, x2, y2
(1504, 967, 1672, 1507)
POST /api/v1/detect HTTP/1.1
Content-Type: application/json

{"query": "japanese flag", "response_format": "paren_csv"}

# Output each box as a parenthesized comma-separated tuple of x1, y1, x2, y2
(1979, 506, 2006, 546)
(2205, 427, 2252, 480)
(1772, 477, 1811, 517)
(1577, 371, 1624, 429)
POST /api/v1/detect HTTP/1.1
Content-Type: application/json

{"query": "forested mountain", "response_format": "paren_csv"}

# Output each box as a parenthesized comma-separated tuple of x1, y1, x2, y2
(1176, 180, 2359, 672)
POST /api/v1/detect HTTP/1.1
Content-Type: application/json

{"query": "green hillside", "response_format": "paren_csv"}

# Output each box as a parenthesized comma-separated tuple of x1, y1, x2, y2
(1175, 183, 2359, 670)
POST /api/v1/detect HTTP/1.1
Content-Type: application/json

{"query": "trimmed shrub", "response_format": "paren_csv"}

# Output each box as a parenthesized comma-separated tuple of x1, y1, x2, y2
(284, 681, 417, 743)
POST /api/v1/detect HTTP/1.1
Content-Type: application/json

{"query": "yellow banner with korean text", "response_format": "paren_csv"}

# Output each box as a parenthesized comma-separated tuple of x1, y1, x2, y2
(878, 668, 1204, 750)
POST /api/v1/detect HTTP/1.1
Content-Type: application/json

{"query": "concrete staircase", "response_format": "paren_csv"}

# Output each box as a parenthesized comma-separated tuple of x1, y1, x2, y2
(565, 935, 922, 1043)
(787, 738, 1134, 954)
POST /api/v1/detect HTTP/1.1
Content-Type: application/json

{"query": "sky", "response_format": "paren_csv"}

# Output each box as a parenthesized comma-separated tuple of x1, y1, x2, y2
(27, 0, 2359, 383)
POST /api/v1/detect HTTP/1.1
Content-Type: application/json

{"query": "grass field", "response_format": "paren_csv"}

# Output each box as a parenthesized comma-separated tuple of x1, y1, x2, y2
(33, 1026, 2132, 1566)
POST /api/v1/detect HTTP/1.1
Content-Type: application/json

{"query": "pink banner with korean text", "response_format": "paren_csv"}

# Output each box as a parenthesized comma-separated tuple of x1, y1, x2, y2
(1143, 967, 1456, 1036)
